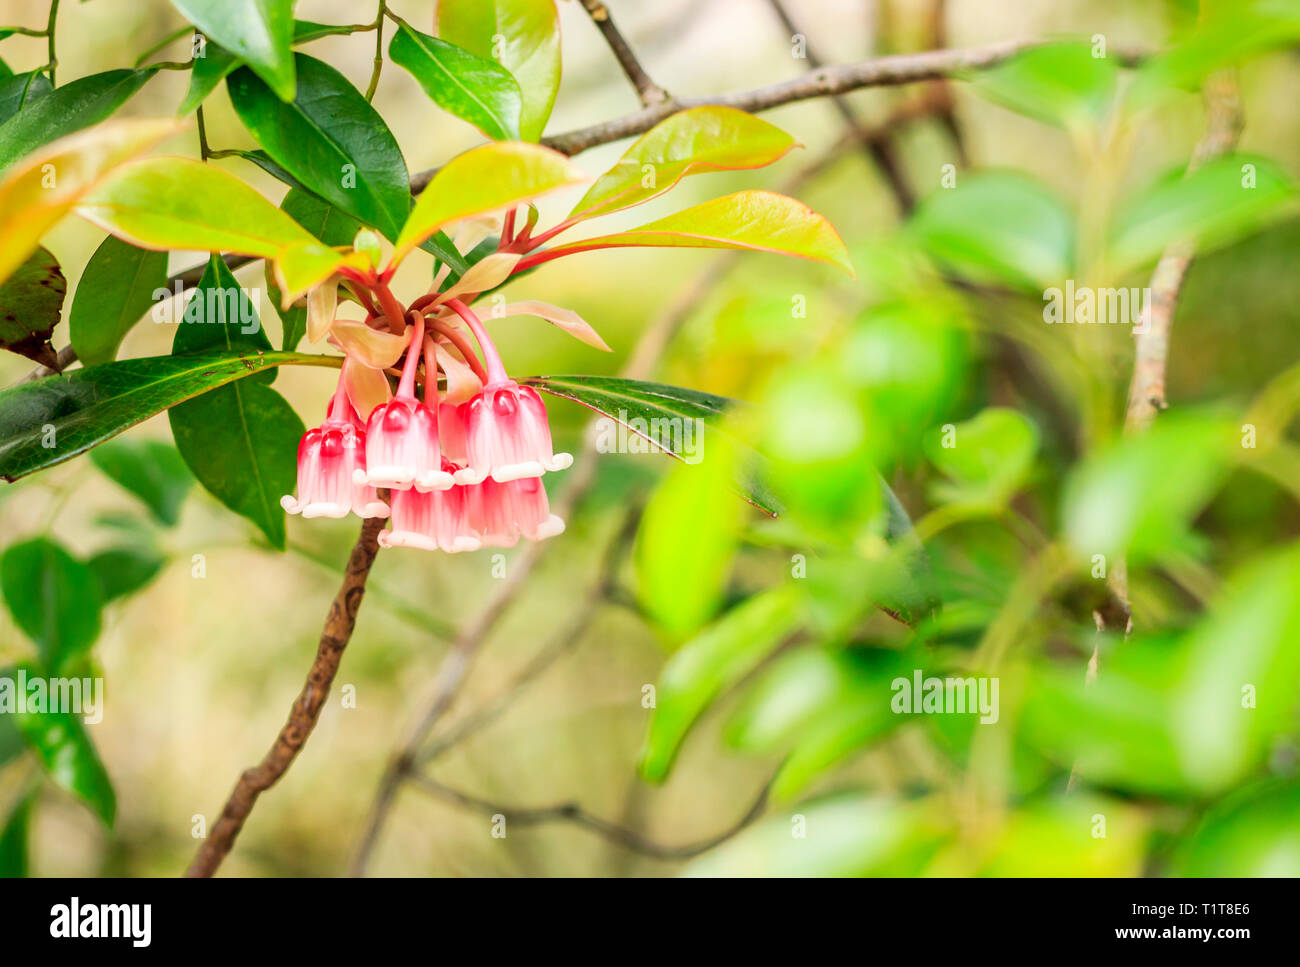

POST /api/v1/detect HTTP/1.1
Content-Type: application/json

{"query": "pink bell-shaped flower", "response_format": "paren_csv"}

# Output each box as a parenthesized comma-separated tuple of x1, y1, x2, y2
(357, 396, 453, 492)
(459, 380, 573, 484)
(379, 477, 481, 553)
(281, 385, 389, 520)
(441, 298, 572, 486)
(353, 314, 455, 493)
(468, 475, 565, 546)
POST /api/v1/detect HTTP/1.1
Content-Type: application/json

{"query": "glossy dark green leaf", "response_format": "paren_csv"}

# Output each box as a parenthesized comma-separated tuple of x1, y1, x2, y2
(88, 438, 194, 526)
(227, 54, 411, 239)
(0, 69, 157, 173)
(0, 246, 64, 368)
(13, 696, 115, 827)
(389, 24, 523, 140)
(178, 41, 240, 116)
(0, 792, 30, 877)
(68, 235, 169, 365)
(0, 349, 337, 482)
(171, 0, 296, 101)
(178, 20, 368, 115)
(270, 188, 363, 350)
(521, 374, 780, 516)
(87, 545, 167, 603)
(0, 538, 102, 670)
(0, 70, 52, 126)
(169, 255, 298, 547)
(173, 255, 273, 367)
(169, 380, 304, 549)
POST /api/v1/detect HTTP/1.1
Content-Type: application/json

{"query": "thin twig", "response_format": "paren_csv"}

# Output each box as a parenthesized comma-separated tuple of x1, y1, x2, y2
(579, 0, 668, 107)
(364, 0, 387, 102)
(186, 517, 385, 876)
(409, 772, 772, 862)
(1124, 70, 1243, 433)
(410, 37, 1081, 190)
(764, 0, 915, 213)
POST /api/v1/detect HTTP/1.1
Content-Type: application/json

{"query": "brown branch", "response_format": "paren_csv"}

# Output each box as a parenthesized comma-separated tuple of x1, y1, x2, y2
(764, 0, 915, 213)
(579, 0, 668, 107)
(408, 773, 772, 862)
(408, 37, 1066, 191)
(186, 517, 385, 877)
(1124, 70, 1243, 433)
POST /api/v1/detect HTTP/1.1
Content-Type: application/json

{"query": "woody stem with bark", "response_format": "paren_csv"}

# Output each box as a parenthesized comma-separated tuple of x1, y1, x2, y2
(186, 518, 385, 876)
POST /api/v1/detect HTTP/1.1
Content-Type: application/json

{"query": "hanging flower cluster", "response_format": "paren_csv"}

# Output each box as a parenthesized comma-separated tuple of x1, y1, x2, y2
(272, 116, 850, 554)
(281, 260, 579, 553)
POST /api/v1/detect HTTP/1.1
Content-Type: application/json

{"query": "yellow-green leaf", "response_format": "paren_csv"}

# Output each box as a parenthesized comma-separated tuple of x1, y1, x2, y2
(436, 0, 560, 142)
(544, 190, 854, 274)
(0, 118, 182, 287)
(76, 156, 318, 259)
(391, 140, 582, 266)
(570, 107, 798, 221)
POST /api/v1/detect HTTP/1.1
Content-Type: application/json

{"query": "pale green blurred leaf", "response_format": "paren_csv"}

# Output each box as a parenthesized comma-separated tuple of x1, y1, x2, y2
(909, 171, 1074, 290)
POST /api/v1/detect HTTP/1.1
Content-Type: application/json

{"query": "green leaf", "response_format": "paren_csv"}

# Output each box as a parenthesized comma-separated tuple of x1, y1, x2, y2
(170, 380, 303, 549)
(390, 24, 522, 141)
(0, 349, 336, 482)
(0, 70, 52, 126)
(683, 794, 947, 877)
(173, 255, 273, 364)
(542, 191, 854, 274)
(640, 586, 802, 782)
(178, 41, 241, 116)
(980, 796, 1147, 876)
(171, 0, 296, 101)
(88, 545, 166, 603)
(0, 539, 102, 670)
(227, 54, 411, 240)
(178, 20, 373, 116)
(521, 374, 780, 515)
(0, 118, 181, 288)
(271, 189, 363, 350)
(12, 696, 115, 827)
(437, 0, 561, 141)
(909, 171, 1074, 290)
(0, 69, 157, 173)
(570, 107, 798, 221)
(88, 438, 194, 526)
(923, 407, 1038, 505)
(972, 41, 1118, 129)
(76, 155, 319, 258)
(68, 235, 169, 365)
(635, 437, 743, 639)
(1024, 545, 1300, 796)
(0, 792, 31, 877)
(1108, 155, 1298, 278)
(168, 256, 296, 547)
(1062, 412, 1233, 562)
(1133, 2, 1300, 103)
(764, 649, 914, 801)
(393, 140, 581, 264)
(1177, 779, 1300, 876)
(0, 246, 65, 368)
